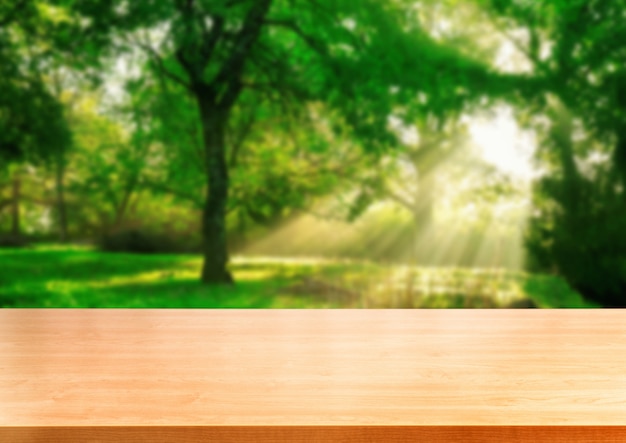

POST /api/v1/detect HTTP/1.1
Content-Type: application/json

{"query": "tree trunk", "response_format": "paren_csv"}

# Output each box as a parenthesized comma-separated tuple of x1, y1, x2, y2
(113, 181, 136, 230)
(412, 215, 420, 266)
(168, 0, 271, 284)
(411, 197, 433, 265)
(550, 104, 582, 211)
(55, 155, 68, 242)
(197, 98, 233, 285)
(613, 133, 626, 193)
(10, 173, 20, 237)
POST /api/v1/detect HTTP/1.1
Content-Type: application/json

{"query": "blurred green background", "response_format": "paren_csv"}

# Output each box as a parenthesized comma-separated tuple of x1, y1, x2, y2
(1, 1, 623, 307)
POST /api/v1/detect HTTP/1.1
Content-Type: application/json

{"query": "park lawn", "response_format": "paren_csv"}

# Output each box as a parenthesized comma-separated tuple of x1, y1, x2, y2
(0, 244, 598, 308)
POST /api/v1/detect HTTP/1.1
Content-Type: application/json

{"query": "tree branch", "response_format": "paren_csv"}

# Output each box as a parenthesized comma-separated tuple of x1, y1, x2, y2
(262, 16, 365, 137)
(384, 186, 416, 213)
(140, 179, 204, 207)
(227, 104, 257, 168)
(198, 14, 225, 67)
(134, 40, 191, 90)
(247, 53, 293, 109)
(263, 18, 329, 58)
(213, 0, 273, 110)
(489, 16, 550, 77)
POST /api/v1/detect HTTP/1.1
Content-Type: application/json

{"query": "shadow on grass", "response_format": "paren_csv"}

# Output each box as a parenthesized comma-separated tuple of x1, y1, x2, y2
(0, 247, 343, 308)
(0, 292, 40, 307)
(0, 249, 195, 286)
(0, 278, 279, 308)
(1, 246, 598, 308)
(76, 279, 280, 308)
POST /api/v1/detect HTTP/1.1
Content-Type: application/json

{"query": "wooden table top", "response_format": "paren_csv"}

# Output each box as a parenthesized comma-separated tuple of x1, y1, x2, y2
(2, 309, 626, 442)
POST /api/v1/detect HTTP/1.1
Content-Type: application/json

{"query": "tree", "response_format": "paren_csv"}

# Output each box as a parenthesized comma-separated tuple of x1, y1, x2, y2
(347, 118, 473, 263)
(57, 0, 509, 284)
(482, 0, 626, 305)
(128, 63, 370, 248)
(63, 93, 151, 234)
(525, 99, 626, 306)
(0, 1, 73, 162)
(0, 1, 72, 240)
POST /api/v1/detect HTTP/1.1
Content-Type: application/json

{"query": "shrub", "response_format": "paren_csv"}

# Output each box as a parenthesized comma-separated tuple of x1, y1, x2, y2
(525, 167, 626, 306)
(0, 234, 31, 248)
(98, 228, 201, 254)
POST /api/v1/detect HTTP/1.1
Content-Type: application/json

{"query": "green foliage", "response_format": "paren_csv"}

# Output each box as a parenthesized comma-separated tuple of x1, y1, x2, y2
(60, 0, 504, 164)
(128, 64, 368, 228)
(8, 0, 624, 297)
(524, 103, 626, 306)
(483, 0, 626, 305)
(0, 1, 72, 165)
(482, 0, 626, 135)
(95, 196, 204, 256)
(526, 162, 626, 306)
(0, 58, 71, 165)
(42, 0, 516, 283)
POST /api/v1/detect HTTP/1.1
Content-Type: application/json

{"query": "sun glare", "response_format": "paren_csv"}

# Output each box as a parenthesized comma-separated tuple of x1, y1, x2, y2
(466, 107, 536, 181)
(244, 109, 535, 272)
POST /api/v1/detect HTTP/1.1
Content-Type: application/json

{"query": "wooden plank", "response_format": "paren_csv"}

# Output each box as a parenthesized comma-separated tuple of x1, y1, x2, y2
(3, 426, 626, 442)
(1, 310, 626, 441)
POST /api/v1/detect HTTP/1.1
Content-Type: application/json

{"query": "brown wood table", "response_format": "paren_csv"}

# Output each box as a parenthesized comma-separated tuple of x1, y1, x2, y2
(1, 309, 626, 442)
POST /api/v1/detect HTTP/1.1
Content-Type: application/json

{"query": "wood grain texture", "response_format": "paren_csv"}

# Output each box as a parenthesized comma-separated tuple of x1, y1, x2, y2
(2, 309, 626, 441)
(3, 426, 626, 443)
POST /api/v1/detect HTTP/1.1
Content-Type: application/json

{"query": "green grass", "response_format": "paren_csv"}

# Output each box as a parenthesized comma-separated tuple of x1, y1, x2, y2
(0, 244, 598, 308)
